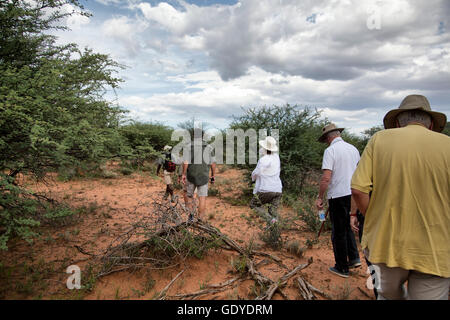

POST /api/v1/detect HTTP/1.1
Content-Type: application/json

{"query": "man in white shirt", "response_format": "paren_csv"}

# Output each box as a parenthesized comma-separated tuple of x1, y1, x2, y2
(250, 136, 283, 224)
(316, 123, 361, 278)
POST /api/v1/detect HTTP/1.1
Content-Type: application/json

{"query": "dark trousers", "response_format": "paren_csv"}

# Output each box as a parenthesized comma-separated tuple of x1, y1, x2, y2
(250, 192, 282, 221)
(328, 195, 360, 273)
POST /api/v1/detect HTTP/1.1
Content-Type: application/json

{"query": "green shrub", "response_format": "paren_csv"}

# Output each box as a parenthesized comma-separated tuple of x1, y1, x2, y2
(208, 187, 221, 197)
(120, 167, 134, 176)
(260, 222, 283, 250)
(296, 198, 322, 233)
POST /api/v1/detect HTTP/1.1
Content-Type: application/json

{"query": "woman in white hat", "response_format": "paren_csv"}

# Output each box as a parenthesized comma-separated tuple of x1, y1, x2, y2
(250, 136, 283, 225)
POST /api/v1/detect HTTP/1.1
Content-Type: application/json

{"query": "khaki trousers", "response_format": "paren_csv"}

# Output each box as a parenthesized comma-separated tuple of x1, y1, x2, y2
(373, 263, 450, 300)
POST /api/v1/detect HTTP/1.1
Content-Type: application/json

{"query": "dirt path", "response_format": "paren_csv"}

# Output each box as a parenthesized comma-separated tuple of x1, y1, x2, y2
(0, 166, 374, 300)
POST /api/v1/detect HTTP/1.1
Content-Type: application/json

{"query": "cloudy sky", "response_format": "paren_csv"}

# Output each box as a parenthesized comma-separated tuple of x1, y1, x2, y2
(54, 0, 450, 134)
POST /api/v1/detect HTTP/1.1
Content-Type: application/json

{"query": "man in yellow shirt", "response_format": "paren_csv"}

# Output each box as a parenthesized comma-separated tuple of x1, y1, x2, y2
(351, 95, 449, 300)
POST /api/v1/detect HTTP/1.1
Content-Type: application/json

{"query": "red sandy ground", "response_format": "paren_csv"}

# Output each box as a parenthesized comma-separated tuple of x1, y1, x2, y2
(0, 166, 374, 300)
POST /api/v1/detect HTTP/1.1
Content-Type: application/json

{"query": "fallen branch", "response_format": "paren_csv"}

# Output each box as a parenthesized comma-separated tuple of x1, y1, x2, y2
(296, 275, 332, 300)
(157, 269, 185, 300)
(171, 276, 247, 300)
(256, 257, 313, 300)
(297, 276, 315, 300)
(358, 287, 372, 299)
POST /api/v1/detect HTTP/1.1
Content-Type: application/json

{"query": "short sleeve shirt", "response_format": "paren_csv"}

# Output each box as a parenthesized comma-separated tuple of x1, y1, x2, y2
(321, 137, 360, 199)
(351, 125, 450, 277)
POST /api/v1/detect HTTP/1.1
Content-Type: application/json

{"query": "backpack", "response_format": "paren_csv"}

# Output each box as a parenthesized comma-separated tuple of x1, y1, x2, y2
(163, 152, 176, 173)
(186, 142, 211, 186)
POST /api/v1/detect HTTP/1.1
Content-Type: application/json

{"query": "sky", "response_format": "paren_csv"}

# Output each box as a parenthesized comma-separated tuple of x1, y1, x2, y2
(53, 0, 450, 134)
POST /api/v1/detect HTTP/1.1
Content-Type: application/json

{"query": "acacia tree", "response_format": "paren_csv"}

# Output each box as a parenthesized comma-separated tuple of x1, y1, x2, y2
(0, 0, 126, 249)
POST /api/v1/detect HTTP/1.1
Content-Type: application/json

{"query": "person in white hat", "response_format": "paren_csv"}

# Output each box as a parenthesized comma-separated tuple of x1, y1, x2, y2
(250, 136, 283, 226)
(156, 145, 178, 202)
(351, 94, 449, 300)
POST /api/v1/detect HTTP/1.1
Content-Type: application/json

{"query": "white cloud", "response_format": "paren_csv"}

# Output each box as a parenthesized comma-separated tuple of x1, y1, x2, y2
(50, 0, 450, 133)
(101, 16, 148, 57)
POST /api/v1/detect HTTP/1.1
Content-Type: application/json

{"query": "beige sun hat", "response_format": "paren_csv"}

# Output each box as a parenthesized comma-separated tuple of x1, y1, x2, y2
(163, 145, 172, 151)
(318, 123, 344, 143)
(259, 136, 278, 152)
(383, 95, 447, 132)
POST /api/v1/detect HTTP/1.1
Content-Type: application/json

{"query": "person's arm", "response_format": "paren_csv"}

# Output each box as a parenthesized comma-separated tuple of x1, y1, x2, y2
(210, 163, 216, 184)
(316, 169, 332, 210)
(181, 160, 188, 184)
(350, 195, 359, 233)
(351, 188, 370, 216)
(351, 134, 375, 216)
(156, 163, 161, 175)
(251, 159, 262, 181)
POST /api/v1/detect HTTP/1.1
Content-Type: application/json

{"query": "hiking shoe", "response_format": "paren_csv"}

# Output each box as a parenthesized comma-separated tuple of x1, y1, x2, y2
(349, 260, 362, 269)
(328, 266, 349, 278)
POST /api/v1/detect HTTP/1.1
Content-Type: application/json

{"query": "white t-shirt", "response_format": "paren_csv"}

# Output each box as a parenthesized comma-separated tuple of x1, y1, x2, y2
(252, 153, 283, 194)
(322, 137, 360, 199)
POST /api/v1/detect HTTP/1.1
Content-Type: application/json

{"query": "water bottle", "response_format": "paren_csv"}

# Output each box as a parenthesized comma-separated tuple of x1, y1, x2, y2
(318, 210, 326, 222)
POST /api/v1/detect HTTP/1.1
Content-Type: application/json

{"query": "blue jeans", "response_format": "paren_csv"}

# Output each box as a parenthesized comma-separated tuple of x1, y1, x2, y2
(328, 195, 360, 273)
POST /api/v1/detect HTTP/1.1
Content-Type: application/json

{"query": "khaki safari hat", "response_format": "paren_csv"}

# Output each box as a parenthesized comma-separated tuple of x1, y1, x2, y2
(383, 95, 447, 133)
(259, 136, 278, 152)
(318, 123, 344, 143)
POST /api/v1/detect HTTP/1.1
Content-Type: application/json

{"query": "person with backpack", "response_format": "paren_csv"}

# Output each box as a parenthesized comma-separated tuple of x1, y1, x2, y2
(181, 133, 216, 222)
(157, 145, 178, 202)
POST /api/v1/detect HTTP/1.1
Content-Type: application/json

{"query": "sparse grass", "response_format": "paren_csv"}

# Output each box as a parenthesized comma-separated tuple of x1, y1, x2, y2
(143, 277, 156, 293)
(100, 170, 118, 179)
(214, 260, 220, 273)
(332, 281, 355, 300)
(305, 238, 319, 249)
(208, 186, 221, 197)
(286, 240, 306, 258)
(120, 167, 134, 176)
(218, 165, 230, 173)
(260, 222, 283, 250)
(230, 255, 248, 275)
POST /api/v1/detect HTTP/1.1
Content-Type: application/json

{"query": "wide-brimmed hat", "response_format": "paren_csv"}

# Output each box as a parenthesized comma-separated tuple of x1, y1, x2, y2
(163, 145, 172, 151)
(259, 136, 278, 152)
(383, 95, 447, 132)
(318, 123, 344, 143)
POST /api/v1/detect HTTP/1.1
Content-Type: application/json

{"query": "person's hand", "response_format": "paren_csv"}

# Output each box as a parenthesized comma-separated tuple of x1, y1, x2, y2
(350, 215, 359, 233)
(315, 198, 323, 210)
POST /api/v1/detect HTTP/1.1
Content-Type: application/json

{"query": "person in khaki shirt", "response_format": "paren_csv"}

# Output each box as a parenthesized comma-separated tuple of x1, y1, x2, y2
(351, 95, 449, 300)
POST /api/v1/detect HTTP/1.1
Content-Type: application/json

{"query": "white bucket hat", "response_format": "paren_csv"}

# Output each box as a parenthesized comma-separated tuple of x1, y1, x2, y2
(259, 136, 278, 152)
(163, 145, 172, 151)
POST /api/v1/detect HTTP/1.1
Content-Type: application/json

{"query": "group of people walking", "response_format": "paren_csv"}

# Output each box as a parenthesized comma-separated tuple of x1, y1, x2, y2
(157, 94, 449, 300)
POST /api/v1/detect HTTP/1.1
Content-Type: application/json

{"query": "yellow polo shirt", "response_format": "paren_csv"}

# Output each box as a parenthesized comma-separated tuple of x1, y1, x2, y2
(351, 124, 450, 277)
